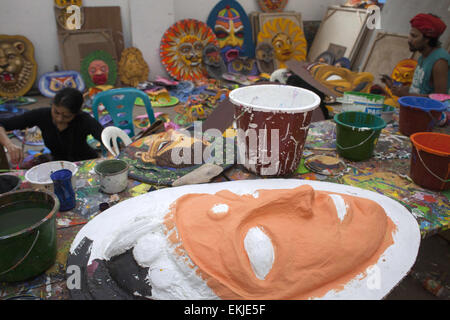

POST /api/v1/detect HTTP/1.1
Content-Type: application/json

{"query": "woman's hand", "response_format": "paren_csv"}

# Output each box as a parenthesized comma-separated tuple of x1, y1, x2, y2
(5, 142, 23, 165)
(391, 85, 411, 97)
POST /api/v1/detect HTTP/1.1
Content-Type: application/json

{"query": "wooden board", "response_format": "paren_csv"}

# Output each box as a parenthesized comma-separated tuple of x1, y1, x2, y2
(362, 32, 420, 80)
(307, 6, 369, 63)
(55, 6, 124, 60)
(58, 29, 117, 72)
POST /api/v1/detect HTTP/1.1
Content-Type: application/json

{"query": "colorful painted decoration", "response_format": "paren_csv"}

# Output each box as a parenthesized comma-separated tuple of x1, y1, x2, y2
(257, 18, 307, 69)
(384, 58, 418, 105)
(118, 47, 149, 87)
(309, 64, 374, 96)
(160, 19, 218, 81)
(207, 0, 254, 60)
(38, 70, 85, 98)
(54, 0, 84, 31)
(227, 57, 259, 76)
(135, 130, 210, 168)
(54, 0, 82, 9)
(255, 42, 275, 74)
(0, 35, 38, 98)
(203, 43, 227, 80)
(80, 50, 117, 88)
(257, 0, 288, 12)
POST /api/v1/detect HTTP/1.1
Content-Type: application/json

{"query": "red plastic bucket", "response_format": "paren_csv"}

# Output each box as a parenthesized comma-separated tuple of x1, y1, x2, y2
(398, 96, 446, 136)
(409, 132, 450, 191)
(229, 84, 320, 176)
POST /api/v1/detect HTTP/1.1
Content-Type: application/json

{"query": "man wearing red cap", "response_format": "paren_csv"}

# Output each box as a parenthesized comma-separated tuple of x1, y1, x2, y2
(382, 13, 449, 97)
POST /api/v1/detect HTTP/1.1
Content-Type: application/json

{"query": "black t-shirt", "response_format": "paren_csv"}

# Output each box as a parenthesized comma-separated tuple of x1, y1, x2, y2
(0, 107, 104, 162)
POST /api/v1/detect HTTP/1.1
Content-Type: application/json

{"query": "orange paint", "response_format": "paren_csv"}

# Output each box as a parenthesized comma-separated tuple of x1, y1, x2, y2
(164, 185, 396, 299)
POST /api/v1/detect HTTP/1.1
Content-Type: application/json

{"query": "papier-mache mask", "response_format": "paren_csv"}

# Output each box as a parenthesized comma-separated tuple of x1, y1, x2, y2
(0, 35, 37, 98)
(256, 42, 275, 74)
(38, 70, 85, 98)
(80, 50, 117, 88)
(118, 47, 150, 87)
(257, 18, 307, 69)
(203, 43, 227, 80)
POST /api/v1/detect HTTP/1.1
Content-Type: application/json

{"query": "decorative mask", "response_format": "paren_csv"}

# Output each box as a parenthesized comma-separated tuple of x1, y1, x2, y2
(38, 70, 85, 98)
(54, 0, 84, 31)
(257, 18, 307, 69)
(391, 59, 417, 86)
(54, 0, 82, 8)
(80, 50, 117, 88)
(257, 0, 288, 12)
(309, 64, 374, 96)
(164, 184, 395, 299)
(160, 19, 218, 82)
(0, 35, 37, 98)
(207, 0, 254, 59)
(118, 47, 149, 87)
(255, 42, 275, 74)
(227, 57, 259, 76)
(203, 43, 227, 80)
(135, 129, 210, 168)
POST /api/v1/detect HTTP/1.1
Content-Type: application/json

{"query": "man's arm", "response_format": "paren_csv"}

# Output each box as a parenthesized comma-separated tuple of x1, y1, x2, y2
(431, 59, 448, 94)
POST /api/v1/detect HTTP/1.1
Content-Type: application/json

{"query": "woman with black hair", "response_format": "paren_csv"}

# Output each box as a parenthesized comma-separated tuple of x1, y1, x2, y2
(0, 87, 104, 165)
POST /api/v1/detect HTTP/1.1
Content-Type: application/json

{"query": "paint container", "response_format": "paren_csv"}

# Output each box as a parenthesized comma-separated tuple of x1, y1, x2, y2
(398, 96, 446, 136)
(0, 190, 58, 282)
(381, 104, 395, 123)
(229, 84, 320, 176)
(25, 161, 78, 192)
(409, 132, 450, 191)
(334, 111, 386, 161)
(0, 174, 21, 194)
(50, 169, 76, 211)
(94, 159, 129, 194)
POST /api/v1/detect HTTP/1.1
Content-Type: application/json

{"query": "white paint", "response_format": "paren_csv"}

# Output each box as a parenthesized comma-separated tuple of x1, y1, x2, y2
(329, 194, 348, 222)
(211, 203, 229, 215)
(70, 179, 420, 300)
(229, 85, 321, 114)
(244, 226, 275, 280)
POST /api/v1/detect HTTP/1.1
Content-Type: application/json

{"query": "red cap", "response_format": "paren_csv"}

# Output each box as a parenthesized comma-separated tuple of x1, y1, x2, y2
(410, 13, 447, 38)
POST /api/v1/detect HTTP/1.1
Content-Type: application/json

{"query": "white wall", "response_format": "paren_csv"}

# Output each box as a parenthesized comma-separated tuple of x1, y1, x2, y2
(354, 0, 450, 71)
(0, 0, 341, 83)
(2, 0, 446, 84)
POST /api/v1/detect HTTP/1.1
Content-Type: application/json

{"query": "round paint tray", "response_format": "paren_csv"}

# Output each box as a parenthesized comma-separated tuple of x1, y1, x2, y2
(304, 155, 347, 176)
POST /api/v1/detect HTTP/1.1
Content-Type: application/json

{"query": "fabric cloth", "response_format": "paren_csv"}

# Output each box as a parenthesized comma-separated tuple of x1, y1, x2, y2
(410, 14, 447, 38)
(0, 107, 103, 162)
(409, 48, 450, 95)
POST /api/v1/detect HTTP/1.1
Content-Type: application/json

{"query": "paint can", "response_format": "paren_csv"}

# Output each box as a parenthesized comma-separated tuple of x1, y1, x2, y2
(334, 111, 386, 161)
(0, 174, 21, 194)
(229, 84, 320, 176)
(398, 96, 446, 136)
(0, 190, 58, 282)
(94, 159, 129, 194)
(409, 132, 450, 191)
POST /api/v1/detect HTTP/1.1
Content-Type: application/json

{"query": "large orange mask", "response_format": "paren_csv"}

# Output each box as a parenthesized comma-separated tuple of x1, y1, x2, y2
(164, 184, 395, 299)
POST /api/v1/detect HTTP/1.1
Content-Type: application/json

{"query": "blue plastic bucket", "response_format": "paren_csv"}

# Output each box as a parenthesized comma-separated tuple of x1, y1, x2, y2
(398, 96, 446, 136)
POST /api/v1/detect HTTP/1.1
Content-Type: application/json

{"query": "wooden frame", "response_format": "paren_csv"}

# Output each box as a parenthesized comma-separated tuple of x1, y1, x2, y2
(58, 29, 117, 72)
(307, 5, 369, 63)
(362, 32, 420, 80)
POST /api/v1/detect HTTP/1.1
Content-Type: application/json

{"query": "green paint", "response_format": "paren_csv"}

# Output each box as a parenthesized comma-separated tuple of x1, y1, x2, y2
(0, 203, 51, 237)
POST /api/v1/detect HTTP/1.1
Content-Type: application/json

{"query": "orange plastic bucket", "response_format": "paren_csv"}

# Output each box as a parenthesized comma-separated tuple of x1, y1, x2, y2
(409, 132, 450, 191)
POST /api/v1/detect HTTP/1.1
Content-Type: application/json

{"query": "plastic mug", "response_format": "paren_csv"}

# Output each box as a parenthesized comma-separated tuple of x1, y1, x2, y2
(50, 169, 76, 211)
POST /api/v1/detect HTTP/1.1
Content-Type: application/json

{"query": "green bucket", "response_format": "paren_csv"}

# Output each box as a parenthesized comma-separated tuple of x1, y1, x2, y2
(334, 111, 386, 161)
(0, 190, 59, 282)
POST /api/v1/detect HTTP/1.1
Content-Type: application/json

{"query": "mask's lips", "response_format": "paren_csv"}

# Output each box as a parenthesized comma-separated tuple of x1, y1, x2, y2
(0, 72, 14, 82)
(226, 49, 239, 61)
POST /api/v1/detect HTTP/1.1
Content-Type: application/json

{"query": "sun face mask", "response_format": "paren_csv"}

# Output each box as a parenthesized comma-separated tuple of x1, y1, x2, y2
(257, 18, 307, 69)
